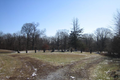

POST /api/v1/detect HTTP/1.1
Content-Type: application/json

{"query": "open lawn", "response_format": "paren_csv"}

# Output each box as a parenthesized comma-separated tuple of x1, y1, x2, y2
(0, 49, 15, 53)
(0, 51, 120, 80)
(27, 52, 87, 66)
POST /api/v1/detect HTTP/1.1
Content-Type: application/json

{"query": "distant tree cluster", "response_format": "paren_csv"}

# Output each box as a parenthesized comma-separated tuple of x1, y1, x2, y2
(0, 23, 46, 52)
(0, 13, 120, 57)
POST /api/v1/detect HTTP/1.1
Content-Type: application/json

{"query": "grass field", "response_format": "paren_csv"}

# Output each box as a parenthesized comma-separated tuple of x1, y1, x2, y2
(0, 50, 120, 80)
(0, 49, 14, 53)
(28, 53, 86, 66)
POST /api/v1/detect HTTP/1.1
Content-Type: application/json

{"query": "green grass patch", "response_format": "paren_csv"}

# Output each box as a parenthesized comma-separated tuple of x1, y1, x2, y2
(27, 52, 87, 66)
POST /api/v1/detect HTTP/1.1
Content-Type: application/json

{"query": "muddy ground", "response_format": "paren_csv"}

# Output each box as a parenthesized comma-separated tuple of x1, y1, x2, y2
(8, 55, 60, 80)
(40, 56, 104, 80)
(1, 54, 119, 80)
(8, 54, 103, 80)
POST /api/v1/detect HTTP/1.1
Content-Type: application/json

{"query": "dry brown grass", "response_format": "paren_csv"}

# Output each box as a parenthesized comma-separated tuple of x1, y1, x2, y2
(0, 51, 102, 80)
(0, 54, 58, 80)
(0, 54, 22, 79)
(9, 55, 58, 80)
(91, 58, 120, 80)
(27, 52, 87, 66)
(0, 49, 14, 53)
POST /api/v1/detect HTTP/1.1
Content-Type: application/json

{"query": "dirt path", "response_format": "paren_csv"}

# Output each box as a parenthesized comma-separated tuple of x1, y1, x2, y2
(40, 55, 105, 80)
(40, 67, 69, 80)
(8, 54, 105, 80)
(9, 55, 59, 80)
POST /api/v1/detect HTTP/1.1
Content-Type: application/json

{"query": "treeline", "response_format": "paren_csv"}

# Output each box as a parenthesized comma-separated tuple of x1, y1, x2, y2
(0, 11, 120, 57)
(0, 19, 113, 52)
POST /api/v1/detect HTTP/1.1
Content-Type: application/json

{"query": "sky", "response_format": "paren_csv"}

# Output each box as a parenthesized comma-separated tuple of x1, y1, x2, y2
(0, 0, 120, 36)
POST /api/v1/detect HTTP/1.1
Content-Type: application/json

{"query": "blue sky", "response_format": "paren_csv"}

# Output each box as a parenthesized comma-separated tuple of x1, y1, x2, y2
(0, 0, 120, 36)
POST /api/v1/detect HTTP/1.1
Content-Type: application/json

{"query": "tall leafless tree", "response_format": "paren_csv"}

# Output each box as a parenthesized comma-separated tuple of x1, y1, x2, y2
(82, 34, 94, 51)
(111, 10, 120, 57)
(21, 23, 36, 53)
(114, 10, 120, 36)
(94, 28, 112, 51)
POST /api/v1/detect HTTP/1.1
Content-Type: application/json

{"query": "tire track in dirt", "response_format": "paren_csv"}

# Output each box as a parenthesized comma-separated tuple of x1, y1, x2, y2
(9, 55, 60, 80)
(9, 54, 105, 80)
(40, 55, 105, 80)
(73, 57, 104, 80)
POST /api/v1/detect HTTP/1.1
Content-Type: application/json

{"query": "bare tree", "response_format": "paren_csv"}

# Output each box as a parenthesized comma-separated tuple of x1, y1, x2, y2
(31, 23, 39, 50)
(94, 28, 112, 51)
(82, 34, 94, 51)
(56, 29, 69, 51)
(111, 10, 120, 57)
(13, 32, 23, 51)
(61, 30, 69, 51)
(0, 27, 45, 52)
(4, 33, 13, 50)
(0, 31, 3, 49)
(114, 10, 120, 36)
(21, 23, 36, 53)
(49, 37, 56, 50)
(55, 31, 60, 51)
